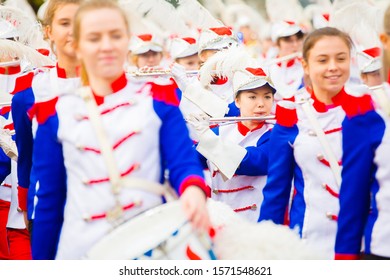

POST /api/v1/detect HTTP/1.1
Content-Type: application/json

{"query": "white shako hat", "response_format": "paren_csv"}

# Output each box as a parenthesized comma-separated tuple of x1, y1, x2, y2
(356, 46, 382, 73)
(169, 37, 198, 59)
(128, 33, 163, 55)
(198, 26, 238, 54)
(233, 67, 276, 96)
(270, 20, 303, 42)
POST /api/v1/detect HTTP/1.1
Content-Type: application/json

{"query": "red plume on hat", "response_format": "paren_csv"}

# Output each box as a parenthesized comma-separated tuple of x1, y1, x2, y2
(233, 66, 276, 96)
(169, 36, 198, 59)
(198, 26, 238, 53)
(128, 33, 163, 55)
(245, 67, 267, 77)
(209, 27, 233, 36)
(303, 0, 332, 30)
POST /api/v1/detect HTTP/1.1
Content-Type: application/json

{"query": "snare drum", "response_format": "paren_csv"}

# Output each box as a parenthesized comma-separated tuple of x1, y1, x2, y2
(85, 201, 217, 260)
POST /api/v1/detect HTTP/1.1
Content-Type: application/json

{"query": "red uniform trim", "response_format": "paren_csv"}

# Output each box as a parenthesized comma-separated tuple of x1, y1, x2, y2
(91, 72, 127, 105)
(213, 185, 254, 194)
(84, 163, 139, 185)
(179, 175, 209, 197)
(75, 102, 134, 121)
(332, 89, 374, 118)
(80, 131, 139, 154)
(275, 103, 297, 127)
(322, 184, 339, 198)
(151, 81, 180, 106)
(29, 97, 59, 124)
(0, 64, 21, 75)
(17, 186, 28, 212)
(0, 106, 11, 116)
(87, 201, 141, 221)
(10, 72, 34, 95)
(3, 123, 14, 131)
(234, 204, 257, 212)
(335, 253, 360, 260)
(56, 64, 67, 78)
(324, 127, 342, 134)
(237, 121, 264, 136)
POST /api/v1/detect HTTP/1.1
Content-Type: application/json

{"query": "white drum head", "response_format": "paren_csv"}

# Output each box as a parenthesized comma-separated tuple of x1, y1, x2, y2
(85, 201, 215, 260)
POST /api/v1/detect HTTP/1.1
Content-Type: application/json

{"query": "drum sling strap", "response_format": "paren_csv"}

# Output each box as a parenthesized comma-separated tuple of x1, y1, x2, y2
(298, 96, 341, 187)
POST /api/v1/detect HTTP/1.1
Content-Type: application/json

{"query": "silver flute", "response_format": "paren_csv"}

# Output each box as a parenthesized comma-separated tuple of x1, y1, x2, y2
(209, 115, 275, 123)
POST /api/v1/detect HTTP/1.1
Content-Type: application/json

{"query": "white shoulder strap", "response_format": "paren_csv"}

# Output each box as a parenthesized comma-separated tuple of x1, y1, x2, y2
(299, 98, 341, 187)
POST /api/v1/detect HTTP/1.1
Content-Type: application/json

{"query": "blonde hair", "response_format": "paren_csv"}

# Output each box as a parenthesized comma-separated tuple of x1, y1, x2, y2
(73, 0, 130, 85)
(43, 0, 83, 27)
(382, 5, 390, 82)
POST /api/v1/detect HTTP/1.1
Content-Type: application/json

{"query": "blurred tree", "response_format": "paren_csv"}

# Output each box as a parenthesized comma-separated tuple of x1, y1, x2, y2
(27, 0, 45, 13)
(166, 0, 179, 8)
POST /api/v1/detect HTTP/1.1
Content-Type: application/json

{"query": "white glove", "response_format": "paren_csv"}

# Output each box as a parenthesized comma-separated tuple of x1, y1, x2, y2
(0, 129, 18, 161)
(186, 113, 211, 137)
(196, 130, 247, 181)
(184, 81, 229, 118)
(170, 63, 189, 92)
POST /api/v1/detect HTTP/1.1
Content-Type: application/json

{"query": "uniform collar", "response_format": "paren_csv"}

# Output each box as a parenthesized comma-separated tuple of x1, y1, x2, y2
(307, 86, 345, 113)
(237, 121, 264, 136)
(92, 72, 127, 105)
(56, 63, 67, 78)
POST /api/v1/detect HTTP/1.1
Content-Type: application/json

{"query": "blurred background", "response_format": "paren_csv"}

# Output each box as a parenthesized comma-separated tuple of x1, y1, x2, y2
(2, 0, 312, 18)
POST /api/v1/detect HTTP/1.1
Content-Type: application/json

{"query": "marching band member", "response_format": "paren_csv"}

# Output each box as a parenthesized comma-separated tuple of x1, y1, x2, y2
(335, 3, 390, 261)
(176, 26, 240, 120)
(169, 37, 202, 134)
(265, 0, 307, 101)
(12, 0, 81, 233)
(329, 1, 390, 114)
(334, 77, 390, 260)
(0, 55, 20, 259)
(259, 27, 354, 259)
(0, 58, 31, 260)
(188, 67, 276, 222)
(357, 47, 385, 88)
(0, 23, 31, 260)
(169, 37, 200, 71)
(31, 0, 210, 259)
(267, 20, 305, 100)
(1, 2, 57, 259)
(127, 33, 164, 70)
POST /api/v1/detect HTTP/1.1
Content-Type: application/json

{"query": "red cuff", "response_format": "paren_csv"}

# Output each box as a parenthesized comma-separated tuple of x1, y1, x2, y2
(17, 186, 28, 212)
(275, 102, 297, 127)
(179, 175, 210, 197)
(335, 253, 360, 260)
